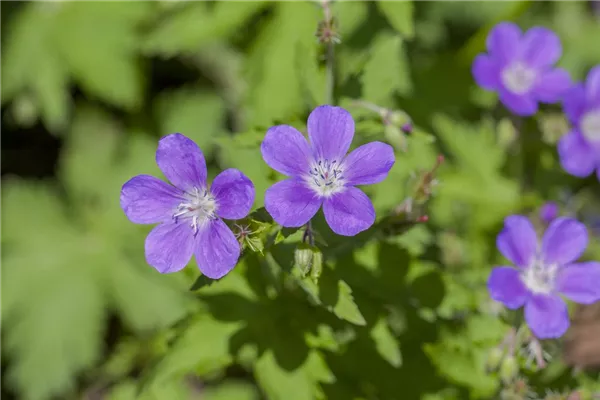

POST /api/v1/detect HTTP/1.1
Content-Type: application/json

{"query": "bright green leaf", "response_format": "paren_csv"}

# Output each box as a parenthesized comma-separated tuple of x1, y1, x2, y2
(143, 2, 269, 56)
(377, 0, 415, 39)
(254, 350, 334, 400)
(332, 280, 367, 326)
(370, 318, 402, 367)
(244, 2, 320, 127)
(155, 88, 226, 154)
(144, 314, 242, 387)
(53, 2, 151, 110)
(362, 33, 412, 107)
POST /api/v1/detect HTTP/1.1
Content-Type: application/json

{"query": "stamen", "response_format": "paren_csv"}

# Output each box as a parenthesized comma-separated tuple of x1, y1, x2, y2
(306, 158, 345, 196)
(172, 187, 217, 234)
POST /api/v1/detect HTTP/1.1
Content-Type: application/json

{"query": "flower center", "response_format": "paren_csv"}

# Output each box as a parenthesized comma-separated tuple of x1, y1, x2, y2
(306, 158, 345, 197)
(520, 259, 559, 295)
(580, 109, 600, 143)
(172, 187, 217, 235)
(502, 62, 537, 95)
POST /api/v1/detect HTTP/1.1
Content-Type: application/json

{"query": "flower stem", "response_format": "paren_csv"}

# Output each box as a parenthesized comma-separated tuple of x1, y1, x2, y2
(322, 0, 335, 105)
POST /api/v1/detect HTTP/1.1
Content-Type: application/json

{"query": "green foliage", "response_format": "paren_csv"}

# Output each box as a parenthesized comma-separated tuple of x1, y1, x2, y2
(2, 1, 598, 400)
(376, 0, 415, 39)
(362, 33, 412, 106)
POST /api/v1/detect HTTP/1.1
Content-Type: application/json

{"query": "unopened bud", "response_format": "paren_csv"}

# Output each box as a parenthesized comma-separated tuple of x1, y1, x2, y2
(388, 110, 411, 127)
(294, 245, 314, 276)
(310, 250, 323, 282)
(401, 122, 413, 134)
(416, 215, 429, 223)
(539, 201, 559, 224)
(486, 347, 505, 371)
(500, 356, 519, 383)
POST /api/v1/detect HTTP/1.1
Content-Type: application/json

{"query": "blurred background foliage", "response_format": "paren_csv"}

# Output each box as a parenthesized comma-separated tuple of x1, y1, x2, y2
(2, 1, 600, 400)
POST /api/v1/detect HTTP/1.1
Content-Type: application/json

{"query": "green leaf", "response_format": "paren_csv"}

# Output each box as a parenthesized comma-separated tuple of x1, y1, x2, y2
(216, 133, 272, 205)
(155, 89, 226, 154)
(361, 33, 412, 107)
(376, 0, 415, 39)
(31, 51, 70, 132)
(332, 280, 367, 326)
(144, 314, 242, 387)
(424, 337, 499, 398)
(1, 3, 70, 132)
(244, 2, 320, 127)
(370, 318, 402, 367)
(53, 2, 150, 110)
(202, 381, 261, 400)
(2, 106, 196, 400)
(254, 350, 334, 400)
(108, 379, 191, 400)
(334, 1, 369, 39)
(2, 183, 105, 400)
(143, 2, 269, 56)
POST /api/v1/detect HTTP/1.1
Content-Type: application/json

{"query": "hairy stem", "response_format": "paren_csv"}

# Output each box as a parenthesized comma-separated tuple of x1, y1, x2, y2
(323, 0, 335, 105)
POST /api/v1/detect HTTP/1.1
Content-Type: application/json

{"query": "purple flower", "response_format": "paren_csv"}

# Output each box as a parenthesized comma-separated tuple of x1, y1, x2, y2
(472, 22, 571, 116)
(261, 105, 395, 236)
(558, 65, 600, 180)
(488, 215, 600, 339)
(539, 201, 559, 224)
(120, 133, 255, 279)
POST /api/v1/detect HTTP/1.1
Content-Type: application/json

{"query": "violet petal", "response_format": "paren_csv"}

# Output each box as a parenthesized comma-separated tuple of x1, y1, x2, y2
(499, 89, 538, 116)
(472, 54, 501, 90)
(211, 168, 255, 220)
(486, 22, 521, 64)
(342, 141, 395, 186)
(308, 105, 355, 162)
(487, 266, 529, 309)
(195, 218, 240, 279)
(264, 179, 322, 227)
(520, 27, 562, 68)
(524, 294, 570, 339)
(541, 217, 588, 265)
(496, 215, 538, 268)
(156, 133, 207, 192)
(121, 174, 183, 224)
(323, 187, 375, 236)
(558, 130, 597, 177)
(557, 262, 600, 304)
(533, 68, 571, 103)
(261, 125, 312, 177)
(145, 222, 194, 274)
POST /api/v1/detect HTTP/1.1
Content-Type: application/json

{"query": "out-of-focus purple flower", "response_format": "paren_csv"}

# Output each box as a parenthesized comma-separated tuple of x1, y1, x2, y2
(558, 65, 600, 181)
(261, 105, 395, 236)
(488, 215, 600, 339)
(539, 201, 559, 224)
(472, 22, 571, 116)
(120, 133, 255, 279)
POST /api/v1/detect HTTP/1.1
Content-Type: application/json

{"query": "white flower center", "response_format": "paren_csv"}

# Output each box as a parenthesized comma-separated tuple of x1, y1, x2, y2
(502, 62, 537, 95)
(306, 158, 345, 197)
(172, 187, 217, 235)
(520, 258, 559, 295)
(581, 109, 600, 143)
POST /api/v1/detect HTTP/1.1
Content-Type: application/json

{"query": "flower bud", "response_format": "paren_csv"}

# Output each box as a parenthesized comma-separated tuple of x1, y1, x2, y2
(486, 347, 505, 371)
(388, 110, 410, 127)
(500, 356, 519, 383)
(310, 250, 323, 282)
(294, 245, 314, 277)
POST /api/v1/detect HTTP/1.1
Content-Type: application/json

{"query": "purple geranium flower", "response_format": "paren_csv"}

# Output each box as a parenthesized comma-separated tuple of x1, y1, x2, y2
(488, 215, 600, 339)
(120, 133, 255, 279)
(261, 105, 395, 236)
(558, 65, 600, 181)
(539, 201, 559, 224)
(473, 22, 571, 116)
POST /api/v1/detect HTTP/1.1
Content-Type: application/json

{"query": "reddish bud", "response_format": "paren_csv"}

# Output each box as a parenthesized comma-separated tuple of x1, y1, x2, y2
(417, 215, 429, 223)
